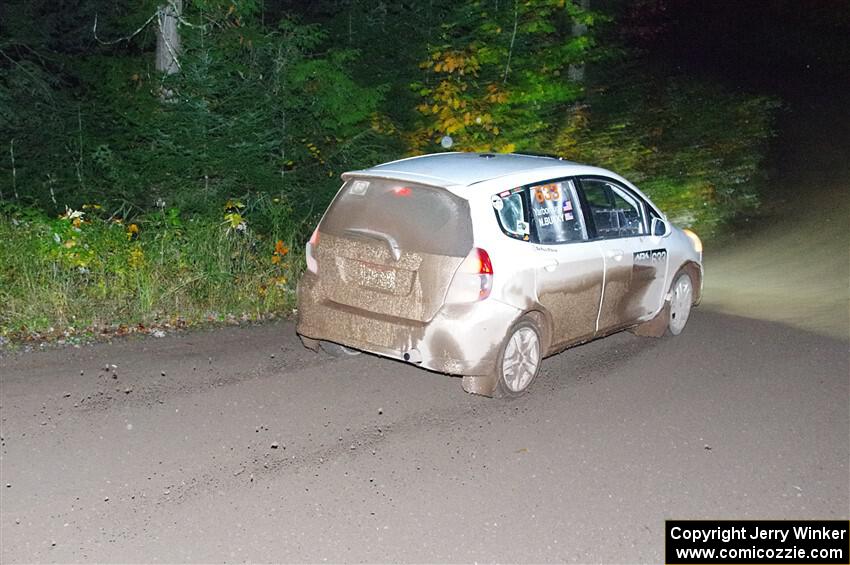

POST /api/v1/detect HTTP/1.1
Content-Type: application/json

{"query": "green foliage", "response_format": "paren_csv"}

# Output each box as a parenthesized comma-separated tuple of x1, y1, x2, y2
(0, 201, 302, 338)
(0, 0, 780, 338)
(0, 0, 397, 337)
(410, 0, 598, 152)
(0, 1, 392, 218)
(553, 63, 780, 236)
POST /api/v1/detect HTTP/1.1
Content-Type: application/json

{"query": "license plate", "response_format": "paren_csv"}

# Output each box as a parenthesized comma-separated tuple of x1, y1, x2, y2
(360, 264, 397, 291)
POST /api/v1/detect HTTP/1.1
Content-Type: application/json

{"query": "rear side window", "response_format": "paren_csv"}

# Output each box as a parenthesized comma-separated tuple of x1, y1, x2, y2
(528, 180, 586, 244)
(493, 189, 529, 240)
(492, 178, 586, 244)
(320, 178, 473, 257)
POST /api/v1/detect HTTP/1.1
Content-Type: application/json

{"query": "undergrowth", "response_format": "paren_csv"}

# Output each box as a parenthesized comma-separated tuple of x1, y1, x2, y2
(0, 199, 307, 340)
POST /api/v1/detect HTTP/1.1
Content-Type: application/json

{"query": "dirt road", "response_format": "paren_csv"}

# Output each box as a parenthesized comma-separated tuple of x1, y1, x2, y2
(1, 311, 847, 563)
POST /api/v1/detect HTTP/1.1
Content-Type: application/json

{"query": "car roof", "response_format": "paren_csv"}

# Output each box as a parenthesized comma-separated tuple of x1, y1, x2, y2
(343, 152, 583, 188)
(340, 152, 665, 218)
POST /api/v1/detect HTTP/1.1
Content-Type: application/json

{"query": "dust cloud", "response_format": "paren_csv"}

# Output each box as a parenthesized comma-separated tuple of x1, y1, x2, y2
(701, 98, 849, 341)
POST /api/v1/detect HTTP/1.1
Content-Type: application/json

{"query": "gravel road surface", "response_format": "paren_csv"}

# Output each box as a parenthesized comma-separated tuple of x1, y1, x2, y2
(1, 311, 847, 563)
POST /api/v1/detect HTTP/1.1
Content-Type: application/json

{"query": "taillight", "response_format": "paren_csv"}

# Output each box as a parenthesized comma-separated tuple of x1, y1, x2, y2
(305, 227, 319, 274)
(464, 247, 493, 276)
(446, 247, 493, 303)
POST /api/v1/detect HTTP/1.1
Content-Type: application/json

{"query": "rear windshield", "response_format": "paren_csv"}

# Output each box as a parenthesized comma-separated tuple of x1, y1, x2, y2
(320, 178, 473, 257)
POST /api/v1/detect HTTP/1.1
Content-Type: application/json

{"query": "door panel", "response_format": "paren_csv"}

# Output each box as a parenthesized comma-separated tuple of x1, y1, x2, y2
(629, 238, 670, 320)
(595, 239, 635, 331)
(535, 242, 604, 345)
(577, 176, 669, 331)
(491, 177, 604, 347)
(596, 236, 669, 330)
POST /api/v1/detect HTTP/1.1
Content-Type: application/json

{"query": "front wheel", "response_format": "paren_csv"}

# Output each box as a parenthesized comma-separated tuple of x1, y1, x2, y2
(494, 319, 542, 398)
(668, 272, 694, 335)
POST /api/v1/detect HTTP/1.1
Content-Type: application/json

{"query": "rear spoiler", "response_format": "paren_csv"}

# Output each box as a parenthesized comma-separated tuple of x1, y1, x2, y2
(341, 171, 463, 192)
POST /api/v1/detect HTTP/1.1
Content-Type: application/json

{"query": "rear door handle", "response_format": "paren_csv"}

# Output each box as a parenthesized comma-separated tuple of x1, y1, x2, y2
(544, 260, 559, 272)
(607, 249, 625, 262)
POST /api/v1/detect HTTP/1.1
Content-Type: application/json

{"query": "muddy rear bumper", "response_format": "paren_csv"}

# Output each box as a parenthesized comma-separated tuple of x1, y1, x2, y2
(296, 274, 521, 376)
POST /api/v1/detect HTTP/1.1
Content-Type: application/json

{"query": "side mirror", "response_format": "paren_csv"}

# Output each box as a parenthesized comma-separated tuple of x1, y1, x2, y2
(651, 217, 670, 237)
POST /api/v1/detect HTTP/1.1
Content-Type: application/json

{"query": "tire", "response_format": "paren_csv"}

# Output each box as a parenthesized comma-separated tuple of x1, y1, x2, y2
(493, 319, 542, 398)
(320, 341, 361, 357)
(668, 272, 694, 336)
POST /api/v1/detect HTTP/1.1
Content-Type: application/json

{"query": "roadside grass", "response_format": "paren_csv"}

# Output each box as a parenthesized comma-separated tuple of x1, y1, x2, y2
(0, 201, 307, 342)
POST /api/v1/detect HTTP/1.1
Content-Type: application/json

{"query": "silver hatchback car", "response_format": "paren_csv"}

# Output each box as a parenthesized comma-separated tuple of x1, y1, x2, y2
(297, 153, 703, 397)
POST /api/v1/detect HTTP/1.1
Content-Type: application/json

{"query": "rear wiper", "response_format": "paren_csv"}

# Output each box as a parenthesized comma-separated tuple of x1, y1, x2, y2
(344, 228, 402, 261)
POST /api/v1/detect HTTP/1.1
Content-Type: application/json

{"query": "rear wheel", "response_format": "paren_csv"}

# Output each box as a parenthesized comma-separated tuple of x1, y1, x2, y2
(494, 319, 542, 398)
(320, 341, 361, 357)
(668, 272, 694, 335)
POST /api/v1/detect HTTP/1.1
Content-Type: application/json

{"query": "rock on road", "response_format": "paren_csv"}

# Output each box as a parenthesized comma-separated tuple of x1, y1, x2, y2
(0, 311, 847, 563)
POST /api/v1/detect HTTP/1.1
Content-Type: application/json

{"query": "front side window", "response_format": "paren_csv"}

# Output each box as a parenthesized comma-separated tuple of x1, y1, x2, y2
(579, 178, 646, 238)
(492, 178, 586, 244)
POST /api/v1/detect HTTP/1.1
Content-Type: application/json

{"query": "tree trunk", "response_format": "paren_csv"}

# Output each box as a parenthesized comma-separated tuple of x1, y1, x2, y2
(156, 0, 182, 75)
(568, 0, 589, 83)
